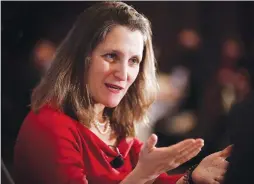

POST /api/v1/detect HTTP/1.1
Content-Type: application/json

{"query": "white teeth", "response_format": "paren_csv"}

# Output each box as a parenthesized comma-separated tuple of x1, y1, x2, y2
(106, 84, 121, 90)
(108, 86, 120, 90)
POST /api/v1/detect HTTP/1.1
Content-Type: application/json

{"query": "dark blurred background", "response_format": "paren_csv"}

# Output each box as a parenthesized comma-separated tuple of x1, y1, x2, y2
(2, 1, 254, 178)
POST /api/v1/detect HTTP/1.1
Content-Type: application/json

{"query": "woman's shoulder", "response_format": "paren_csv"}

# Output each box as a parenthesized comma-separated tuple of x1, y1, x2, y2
(20, 105, 80, 135)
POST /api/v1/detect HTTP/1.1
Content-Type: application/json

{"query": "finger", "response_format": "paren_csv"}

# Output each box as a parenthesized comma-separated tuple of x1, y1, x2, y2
(212, 181, 220, 184)
(220, 169, 227, 176)
(215, 175, 224, 183)
(175, 142, 203, 164)
(219, 145, 233, 159)
(219, 159, 229, 170)
(194, 138, 204, 148)
(143, 134, 158, 153)
(195, 138, 205, 145)
(170, 139, 196, 153)
(175, 138, 204, 159)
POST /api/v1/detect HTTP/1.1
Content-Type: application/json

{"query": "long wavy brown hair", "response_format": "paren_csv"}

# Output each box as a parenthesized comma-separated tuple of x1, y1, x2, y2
(31, 1, 158, 138)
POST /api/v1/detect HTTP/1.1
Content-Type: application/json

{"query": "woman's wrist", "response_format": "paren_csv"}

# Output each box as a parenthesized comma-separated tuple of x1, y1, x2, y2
(183, 164, 198, 184)
(120, 167, 150, 184)
(176, 176, 186, 184)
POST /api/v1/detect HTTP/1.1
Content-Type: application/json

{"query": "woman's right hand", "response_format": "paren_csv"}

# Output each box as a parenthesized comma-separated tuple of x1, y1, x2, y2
(134, 134, 204, 181)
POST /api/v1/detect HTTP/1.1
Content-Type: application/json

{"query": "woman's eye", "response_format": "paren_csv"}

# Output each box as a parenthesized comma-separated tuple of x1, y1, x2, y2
(104, 53, 117, 61)
(130, 58, 140, 65)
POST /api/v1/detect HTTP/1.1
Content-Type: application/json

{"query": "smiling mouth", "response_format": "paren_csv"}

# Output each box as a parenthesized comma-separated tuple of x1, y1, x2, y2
(105, 83, 123, 92)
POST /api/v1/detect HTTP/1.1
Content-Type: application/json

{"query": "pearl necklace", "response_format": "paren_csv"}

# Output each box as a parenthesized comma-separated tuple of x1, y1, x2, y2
(93, 120, 111, 134)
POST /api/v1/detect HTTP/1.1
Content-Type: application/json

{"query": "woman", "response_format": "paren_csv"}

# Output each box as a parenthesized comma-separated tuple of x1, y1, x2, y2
(14, 2, 230, 184)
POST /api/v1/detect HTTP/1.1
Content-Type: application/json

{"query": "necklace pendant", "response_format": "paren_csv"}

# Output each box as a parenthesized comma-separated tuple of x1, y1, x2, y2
(110, 155, 124, 168)
(94, 120, 110, 134)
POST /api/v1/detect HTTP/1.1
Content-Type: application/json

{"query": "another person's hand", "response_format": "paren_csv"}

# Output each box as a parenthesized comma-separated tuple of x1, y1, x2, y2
(192, 145, 233, 184)
(134, 134, 204, 181)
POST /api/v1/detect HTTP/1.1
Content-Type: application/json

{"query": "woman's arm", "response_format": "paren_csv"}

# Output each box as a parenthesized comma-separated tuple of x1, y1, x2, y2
(128, 135, 202, 184)
(120, 168, 183, 184)
(14, 112, 88, 184)
(175, 176, 185, 184)
(120, 167, 152, 184)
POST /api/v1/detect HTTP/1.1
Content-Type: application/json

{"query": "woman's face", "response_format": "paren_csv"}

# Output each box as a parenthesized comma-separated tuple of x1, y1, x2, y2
(87, 25, 144, 108)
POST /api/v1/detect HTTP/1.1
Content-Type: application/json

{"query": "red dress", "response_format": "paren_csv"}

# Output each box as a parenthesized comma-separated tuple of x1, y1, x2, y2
(14, 105, 183, 184)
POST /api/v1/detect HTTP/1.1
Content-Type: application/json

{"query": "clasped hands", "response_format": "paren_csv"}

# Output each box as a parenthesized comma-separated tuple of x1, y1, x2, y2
(134, 134, 232, 184)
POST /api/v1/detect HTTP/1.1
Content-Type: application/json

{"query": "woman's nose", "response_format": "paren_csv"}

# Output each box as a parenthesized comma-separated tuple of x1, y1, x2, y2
(114, 62, 128, 81)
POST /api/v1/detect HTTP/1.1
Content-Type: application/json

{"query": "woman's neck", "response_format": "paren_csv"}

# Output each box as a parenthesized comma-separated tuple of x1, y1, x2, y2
(94, 103, 106, 123)
(91, 103, 119, 146)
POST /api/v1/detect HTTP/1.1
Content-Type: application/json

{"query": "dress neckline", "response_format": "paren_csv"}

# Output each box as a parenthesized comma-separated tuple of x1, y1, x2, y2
(42, 105, 135, 158)
(78, 123, 134, 158)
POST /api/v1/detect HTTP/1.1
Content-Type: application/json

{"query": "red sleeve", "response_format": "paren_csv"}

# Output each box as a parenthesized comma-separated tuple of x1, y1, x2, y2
(131, 138, 184, 184)
(153, 173, 184, 184)
(14, 111, 88, 184)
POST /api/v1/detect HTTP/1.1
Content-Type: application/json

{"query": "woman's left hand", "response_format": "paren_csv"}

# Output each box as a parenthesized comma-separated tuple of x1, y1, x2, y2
(192, 145, 233, 184)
